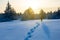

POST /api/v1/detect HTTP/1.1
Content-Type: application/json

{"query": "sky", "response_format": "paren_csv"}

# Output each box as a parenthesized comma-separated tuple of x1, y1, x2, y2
(0, 0, 60, 13)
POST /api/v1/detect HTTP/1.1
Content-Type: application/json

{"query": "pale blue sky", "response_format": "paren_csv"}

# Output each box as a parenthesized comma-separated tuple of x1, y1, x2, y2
(0, 0, 60, 13)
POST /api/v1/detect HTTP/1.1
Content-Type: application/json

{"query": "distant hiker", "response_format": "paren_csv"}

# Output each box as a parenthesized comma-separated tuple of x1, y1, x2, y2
(41, 18, 43, 21)
(39, 9, 46, 21)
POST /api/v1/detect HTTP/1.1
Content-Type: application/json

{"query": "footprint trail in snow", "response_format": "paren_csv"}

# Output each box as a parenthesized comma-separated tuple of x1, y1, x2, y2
(24, 22, 40, 40)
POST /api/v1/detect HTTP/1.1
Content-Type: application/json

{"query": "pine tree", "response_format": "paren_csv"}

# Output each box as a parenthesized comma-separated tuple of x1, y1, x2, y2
(57, 8, 60, 19)
(4, 1, 17, 21)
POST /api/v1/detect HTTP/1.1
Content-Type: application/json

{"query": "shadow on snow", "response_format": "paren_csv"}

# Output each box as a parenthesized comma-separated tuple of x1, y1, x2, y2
(42, 22, 50, 38)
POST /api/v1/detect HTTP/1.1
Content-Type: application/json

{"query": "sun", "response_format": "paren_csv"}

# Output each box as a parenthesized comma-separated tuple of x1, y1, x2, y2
(10, 0, 46, 13)
(27, 0, 40, 10)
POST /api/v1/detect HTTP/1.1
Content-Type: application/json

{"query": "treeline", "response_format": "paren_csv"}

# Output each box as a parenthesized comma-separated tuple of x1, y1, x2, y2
(0, 2, 60, 22)
(21, 8, 60, 21)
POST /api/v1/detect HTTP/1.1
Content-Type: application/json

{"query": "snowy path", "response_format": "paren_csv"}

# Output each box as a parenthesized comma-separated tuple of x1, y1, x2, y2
(0, 20, 60, 40)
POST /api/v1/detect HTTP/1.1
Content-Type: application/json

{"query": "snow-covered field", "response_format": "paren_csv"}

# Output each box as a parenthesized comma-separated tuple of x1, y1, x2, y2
(0, 19, 60, 40)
